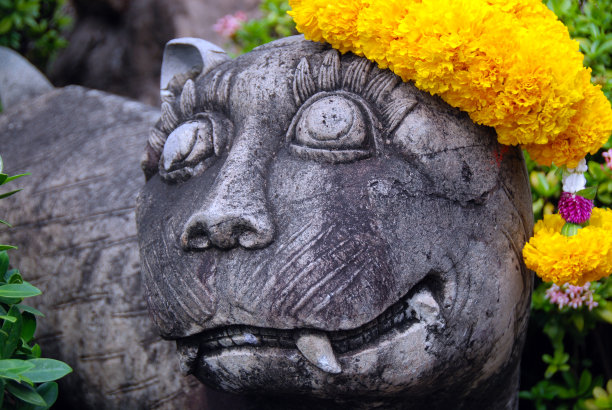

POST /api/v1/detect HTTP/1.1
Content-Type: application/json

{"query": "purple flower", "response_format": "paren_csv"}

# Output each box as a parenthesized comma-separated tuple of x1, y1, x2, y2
(558, 191, 594, 224)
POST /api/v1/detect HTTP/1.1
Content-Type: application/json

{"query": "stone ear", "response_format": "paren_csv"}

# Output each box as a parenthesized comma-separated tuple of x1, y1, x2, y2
(160, 38, 229, 100)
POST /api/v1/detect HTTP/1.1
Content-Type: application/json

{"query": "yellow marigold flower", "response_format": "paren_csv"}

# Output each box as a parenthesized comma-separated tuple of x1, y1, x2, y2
(522, 208, 612, 286)
(288, 0, 612, 167)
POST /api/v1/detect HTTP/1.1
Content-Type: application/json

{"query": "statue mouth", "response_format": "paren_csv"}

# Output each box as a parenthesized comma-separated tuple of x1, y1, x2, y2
(176, 276, 445, 375)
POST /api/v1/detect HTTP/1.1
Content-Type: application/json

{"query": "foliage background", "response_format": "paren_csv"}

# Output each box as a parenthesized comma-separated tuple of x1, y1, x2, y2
(0, 0, 71, 71)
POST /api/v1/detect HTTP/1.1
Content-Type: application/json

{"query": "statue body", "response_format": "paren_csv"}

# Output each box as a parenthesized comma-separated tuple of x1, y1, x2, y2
(137, 36, 533, 410)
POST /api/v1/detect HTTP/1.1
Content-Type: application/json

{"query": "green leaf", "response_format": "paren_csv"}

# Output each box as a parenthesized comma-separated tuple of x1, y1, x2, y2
(0, 189, 22, 199)
(0, 17, 12, 34)
(573, 314, 585, 332)
(593, 39, 612, 58)
(24, 382, 58, 410)
(3, 173, 29, 184)
(0, 245, 17, 251)
(0, 359, 35, 381)
(589, 161, 606, 181)
(21, 312, 36, 342)
(6, 269, 22, 284)
(576, 186, 598, 200)
(0, 283, 41, 298)
(545, 364, 558, 379)
(578, 370, 593, 395)
(593, 386, 607, 399)
(0, 251, 8, 276)
(0, 315, 17, 323)
(21, 359, 72, 383)
(6, 380, 47, 406)
(0, 174, 6, 185)
(16, 304, 44, 317)
(0, 378, 4, 408)
(30, 344, 40, 359)
(0, 306, 22, 358)
(0, 219, 11, 227)
(0, 297, 20, 305)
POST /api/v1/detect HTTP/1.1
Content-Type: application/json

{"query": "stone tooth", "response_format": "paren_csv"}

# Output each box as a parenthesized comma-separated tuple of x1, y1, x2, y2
(410, 289, 441, 326)
(176, 340, 199, 376)
(296, 332, 342, 374)
(218, 337, 234, 348)
(393, 311, 405, 326)
(231, 333, 260, 346)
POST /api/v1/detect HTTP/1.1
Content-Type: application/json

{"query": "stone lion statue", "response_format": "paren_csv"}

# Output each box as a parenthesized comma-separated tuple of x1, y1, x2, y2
(137, 36, 533, 409)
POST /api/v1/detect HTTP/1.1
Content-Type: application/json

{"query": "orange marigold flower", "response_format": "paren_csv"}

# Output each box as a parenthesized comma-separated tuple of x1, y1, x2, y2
(522, 208, 612, 285)
(288, 0, 612, 167)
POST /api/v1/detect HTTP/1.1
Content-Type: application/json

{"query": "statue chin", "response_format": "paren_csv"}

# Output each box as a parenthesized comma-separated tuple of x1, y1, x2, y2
(136, 35, 533, 408)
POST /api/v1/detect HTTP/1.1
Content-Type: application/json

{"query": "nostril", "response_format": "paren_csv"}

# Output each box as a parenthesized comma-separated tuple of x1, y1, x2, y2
(237, 215, 275, 249)
(180, 217, 212, 251)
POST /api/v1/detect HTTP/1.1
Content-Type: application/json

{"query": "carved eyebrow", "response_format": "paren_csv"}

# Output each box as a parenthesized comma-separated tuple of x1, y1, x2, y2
(200, 65, 236, 113)
(147, 65, 236, 160)
(292, 49, 418, 133)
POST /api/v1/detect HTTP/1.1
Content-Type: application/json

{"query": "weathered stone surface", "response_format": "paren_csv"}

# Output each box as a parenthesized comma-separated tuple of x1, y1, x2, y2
(0, 86, 211, 409)
(137, 36, 534, 409)
(0, 46, 53, 108)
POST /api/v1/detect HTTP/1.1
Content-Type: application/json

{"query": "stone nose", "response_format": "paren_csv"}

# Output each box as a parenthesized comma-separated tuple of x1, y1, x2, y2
(180, 200, 275, 250)
(180, 137, 276, 251)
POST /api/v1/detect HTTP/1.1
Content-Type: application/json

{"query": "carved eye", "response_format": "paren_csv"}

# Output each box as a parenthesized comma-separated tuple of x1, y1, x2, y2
(286, 92, 377, 163)
(159, 113, 232, 181)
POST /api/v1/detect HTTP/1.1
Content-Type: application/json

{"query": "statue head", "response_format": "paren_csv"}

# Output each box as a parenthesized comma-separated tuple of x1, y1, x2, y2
(137, 36, 533, 407)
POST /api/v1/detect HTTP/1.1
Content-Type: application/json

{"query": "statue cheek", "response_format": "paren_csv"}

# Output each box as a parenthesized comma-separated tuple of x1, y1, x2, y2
(137, 178, 219, 338)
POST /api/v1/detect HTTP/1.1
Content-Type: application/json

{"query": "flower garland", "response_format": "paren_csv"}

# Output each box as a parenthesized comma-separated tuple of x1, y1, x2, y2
(288, 0, 612, 286)
(523, 208, 612, 285)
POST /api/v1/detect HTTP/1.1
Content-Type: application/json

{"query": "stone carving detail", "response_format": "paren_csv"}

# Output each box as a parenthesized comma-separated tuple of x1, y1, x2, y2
(137, 36, 534, 409)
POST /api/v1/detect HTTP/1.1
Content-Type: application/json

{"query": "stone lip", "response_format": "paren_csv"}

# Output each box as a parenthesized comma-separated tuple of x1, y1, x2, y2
(176, 275, 443, 376)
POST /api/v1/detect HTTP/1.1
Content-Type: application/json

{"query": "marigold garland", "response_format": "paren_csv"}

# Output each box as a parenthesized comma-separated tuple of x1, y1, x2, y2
(522, 209, 612, 286)
(288, 1, 612, 286)
(288, 0, 612, 168)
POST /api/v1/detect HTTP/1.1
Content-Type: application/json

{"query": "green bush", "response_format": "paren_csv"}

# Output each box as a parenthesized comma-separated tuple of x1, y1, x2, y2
(216, 0, 296, 54)
(0, 0, 71, 70)
(520, 1, 612, 409)
(547, 0, 612, 101)
(0, 156, 72, 409)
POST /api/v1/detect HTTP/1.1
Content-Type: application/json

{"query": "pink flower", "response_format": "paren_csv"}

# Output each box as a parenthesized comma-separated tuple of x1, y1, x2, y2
(545, 282, 598, 311)
(558, 191, 594, 224)
(603, 149, 612, 171)
(546, 284, 569, 308)
(213, 11, 247, 38)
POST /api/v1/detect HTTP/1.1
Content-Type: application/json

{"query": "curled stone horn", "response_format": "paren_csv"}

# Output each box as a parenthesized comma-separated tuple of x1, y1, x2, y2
(160, 37, 229, 100)
(142, 38, 230, 180)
